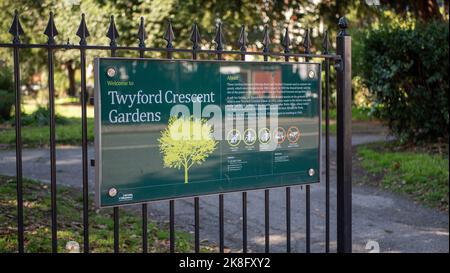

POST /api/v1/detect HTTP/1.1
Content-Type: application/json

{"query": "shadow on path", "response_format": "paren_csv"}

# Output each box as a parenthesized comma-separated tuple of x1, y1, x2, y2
(0, 132, 448, 253)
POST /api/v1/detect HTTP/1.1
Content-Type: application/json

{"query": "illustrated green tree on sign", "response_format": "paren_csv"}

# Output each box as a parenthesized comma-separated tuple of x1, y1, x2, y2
(158, 117, 217, 184)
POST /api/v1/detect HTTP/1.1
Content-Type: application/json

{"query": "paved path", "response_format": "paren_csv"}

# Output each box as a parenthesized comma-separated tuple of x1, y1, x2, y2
(0, 134, 448, 253)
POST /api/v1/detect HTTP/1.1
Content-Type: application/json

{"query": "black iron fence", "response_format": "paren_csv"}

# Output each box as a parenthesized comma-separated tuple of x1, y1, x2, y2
(0, 10, 352, 253)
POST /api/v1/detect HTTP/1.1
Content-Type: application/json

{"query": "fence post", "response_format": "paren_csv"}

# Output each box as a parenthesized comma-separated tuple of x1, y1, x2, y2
(336, 16, 352, 253)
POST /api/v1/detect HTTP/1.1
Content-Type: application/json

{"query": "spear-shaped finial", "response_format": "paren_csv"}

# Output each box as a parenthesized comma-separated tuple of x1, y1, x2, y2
(214, 22, 224, 51)
(76, 13, 90, 46)
(238, 25, 248, 52)
(106, 15, 119, 47)
(282, 27, 290, 53)
(302, 28, 311, 54)
(137, 17, 147, 48)
(9, 10, 24, 44)
(322, 29, 330, 54)
(44, 11, 58, 45)
(338, 17, 348, 37)
(163, 18, 175, 48)
(190, 21, 201, 50)
(262, 24, 270, 53)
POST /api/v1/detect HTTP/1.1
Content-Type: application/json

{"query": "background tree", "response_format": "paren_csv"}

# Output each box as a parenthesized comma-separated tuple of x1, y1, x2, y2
(158, 117, 217, 184)
(51, 0, 113, 97)
(0, 0, 448, 104)
(380, 0, 447, 22)
(0, 0, 47, 95)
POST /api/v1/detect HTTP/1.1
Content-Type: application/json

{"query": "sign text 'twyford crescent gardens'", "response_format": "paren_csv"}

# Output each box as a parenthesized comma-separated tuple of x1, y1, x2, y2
(94, 58, 321, 207)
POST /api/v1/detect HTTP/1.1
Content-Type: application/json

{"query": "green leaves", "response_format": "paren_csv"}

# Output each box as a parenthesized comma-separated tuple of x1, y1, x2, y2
(360, 21, 449, 143)
(0, 68, 14, 121)
(158, 117, 217, 183)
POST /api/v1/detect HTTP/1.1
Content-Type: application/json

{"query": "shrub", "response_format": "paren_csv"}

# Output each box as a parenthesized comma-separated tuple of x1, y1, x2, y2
(17, 106, 70, 126)
(0, 90, 14, 121)
(360, 21, 449, 143)
(0, 68, 14, 121)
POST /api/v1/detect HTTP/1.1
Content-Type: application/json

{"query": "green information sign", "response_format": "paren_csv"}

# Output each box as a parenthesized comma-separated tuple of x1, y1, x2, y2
(94, 58, 321, 207)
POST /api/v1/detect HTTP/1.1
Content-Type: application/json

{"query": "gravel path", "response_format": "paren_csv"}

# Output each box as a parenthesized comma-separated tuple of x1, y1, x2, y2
(0, 133, 448, 253)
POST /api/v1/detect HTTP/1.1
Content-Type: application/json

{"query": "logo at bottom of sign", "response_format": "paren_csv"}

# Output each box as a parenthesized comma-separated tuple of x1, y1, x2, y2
(118, 193, 134, 202)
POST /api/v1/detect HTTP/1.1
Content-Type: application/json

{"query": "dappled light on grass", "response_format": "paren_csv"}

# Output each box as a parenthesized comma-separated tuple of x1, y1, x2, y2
(357, 142, 449, 211)
(0, 118, 95, 147)
(0, 175, 195, 253)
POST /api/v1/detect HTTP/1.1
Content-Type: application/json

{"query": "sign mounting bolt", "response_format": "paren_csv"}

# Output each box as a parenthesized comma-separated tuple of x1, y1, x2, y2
(107, 67, 116, 78)
(108, 188, 117, 197)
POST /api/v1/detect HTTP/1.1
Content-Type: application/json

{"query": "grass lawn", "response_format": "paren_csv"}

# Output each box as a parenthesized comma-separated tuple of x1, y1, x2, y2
(0, 175, 203, 253)
(322, 106, 378, 135)
(326, 106, 375, 122)
(22, 98, 94, 118)
(1, 99, 95, 147)
(0, 117, 95, 147)
(357, 142, 449, 211)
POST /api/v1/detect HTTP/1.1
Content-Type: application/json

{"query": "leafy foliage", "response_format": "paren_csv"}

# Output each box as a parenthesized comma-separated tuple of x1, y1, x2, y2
(158, 117, 217, 183)
(360, 21, 449, 143)
(0, 67, 14, 121)
(16, 106, 69, 126)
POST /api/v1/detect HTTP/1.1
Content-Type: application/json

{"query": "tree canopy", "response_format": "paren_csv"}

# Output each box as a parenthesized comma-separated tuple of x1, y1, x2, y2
(0, 0, 447, 97)
(158, 117, 217, 184)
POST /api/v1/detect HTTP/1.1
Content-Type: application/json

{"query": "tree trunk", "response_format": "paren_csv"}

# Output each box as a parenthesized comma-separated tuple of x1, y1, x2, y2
(444, 0, 449, 19)
(382, 0, 444, 21)
(415, 0, 443, 21)
(184, 164, 188, 184)
(65, 60, 76, 97)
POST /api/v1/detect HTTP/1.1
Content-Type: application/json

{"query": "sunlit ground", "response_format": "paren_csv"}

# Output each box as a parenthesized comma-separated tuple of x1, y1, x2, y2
(22, 97, 94, 119)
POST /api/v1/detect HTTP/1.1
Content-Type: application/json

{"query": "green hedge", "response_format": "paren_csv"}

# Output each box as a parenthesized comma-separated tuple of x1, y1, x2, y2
(360, 21, 449, 143)
(0, 68, 14, 121)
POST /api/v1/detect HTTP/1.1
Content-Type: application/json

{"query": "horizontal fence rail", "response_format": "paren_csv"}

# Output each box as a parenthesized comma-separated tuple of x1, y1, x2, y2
(1, 9, 351, 253)
(0, 43, 340, 60)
